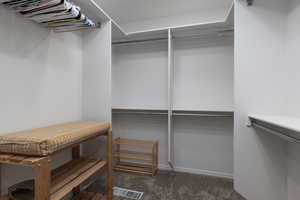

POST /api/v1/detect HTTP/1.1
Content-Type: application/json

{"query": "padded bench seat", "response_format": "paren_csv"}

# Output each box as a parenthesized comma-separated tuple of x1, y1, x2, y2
(0, 121, 110, 156)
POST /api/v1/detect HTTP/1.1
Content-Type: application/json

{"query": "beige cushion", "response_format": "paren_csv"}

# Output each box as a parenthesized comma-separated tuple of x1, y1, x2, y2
(0, 121, 110, 156)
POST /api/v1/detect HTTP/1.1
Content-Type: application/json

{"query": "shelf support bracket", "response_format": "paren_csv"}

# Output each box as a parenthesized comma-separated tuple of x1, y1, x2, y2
(246, 117, 253, 127)
(241, 0, 254, 6)
(96, 22, 101, 28)
(247, 0, 254, 6)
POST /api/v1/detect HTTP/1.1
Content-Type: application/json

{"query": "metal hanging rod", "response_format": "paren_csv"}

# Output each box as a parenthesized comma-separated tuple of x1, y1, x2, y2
(112, 109, 168, 115)
(112, 111, 168, 115)
(172, 113, 233, 117)
(54, 22, 101, 33)
(251, 122, 300, 144)
(112, 109, 234, 117)
(112, 38, 168, 45)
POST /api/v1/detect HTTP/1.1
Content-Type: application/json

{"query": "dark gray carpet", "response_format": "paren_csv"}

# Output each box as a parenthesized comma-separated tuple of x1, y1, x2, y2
(88, 170, 246, 200)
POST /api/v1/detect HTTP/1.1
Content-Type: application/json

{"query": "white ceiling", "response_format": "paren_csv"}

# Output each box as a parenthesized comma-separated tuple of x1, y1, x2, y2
(95, 0, 233, 25)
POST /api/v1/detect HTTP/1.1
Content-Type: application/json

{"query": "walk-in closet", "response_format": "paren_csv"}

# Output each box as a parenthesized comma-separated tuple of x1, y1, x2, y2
(1, 0, 300, 200)
(111, 14, 234, 177)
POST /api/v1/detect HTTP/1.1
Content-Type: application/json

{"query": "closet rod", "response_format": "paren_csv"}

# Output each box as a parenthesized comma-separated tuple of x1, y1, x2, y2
(172, 113, 233, 117)
(251, 122, 300, 143)
(112, 111, 168, 115)
(54, 22, 101, 33)
(112, 38, 168, 45)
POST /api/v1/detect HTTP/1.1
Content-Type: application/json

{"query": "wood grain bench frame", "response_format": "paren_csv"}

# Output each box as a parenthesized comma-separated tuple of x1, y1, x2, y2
(0, 131, 113, 200)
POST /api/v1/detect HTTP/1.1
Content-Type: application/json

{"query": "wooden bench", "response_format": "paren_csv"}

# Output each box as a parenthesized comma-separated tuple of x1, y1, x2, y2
(0, 121, 113, 200)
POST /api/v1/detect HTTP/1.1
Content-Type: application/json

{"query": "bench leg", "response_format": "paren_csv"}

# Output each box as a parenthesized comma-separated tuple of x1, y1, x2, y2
(107, 131, 113, 200)
(72, 145, 81, 196)
(35, 157, 51, 200)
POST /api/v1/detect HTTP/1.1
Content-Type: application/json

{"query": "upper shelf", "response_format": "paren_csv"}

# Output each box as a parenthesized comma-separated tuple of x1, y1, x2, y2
(112, 108, 234, 117)
(248, 114, 300, 143)
(112, 3, 234, 43)
(248, 115, 300, 133)
(1, 0, 104, 32)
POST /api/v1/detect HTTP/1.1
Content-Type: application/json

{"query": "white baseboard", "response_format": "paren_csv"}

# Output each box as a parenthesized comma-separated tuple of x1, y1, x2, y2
(158, 164, 233, 179)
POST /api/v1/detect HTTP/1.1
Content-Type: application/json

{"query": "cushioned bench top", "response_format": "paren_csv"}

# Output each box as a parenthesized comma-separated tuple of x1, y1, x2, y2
(0, 121, 110, 156)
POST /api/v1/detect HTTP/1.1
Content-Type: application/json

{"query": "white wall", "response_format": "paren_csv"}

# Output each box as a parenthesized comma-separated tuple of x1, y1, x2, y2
(112, 114, 168, 165)
(173, 116, 233, 178)
(82, 21, 112, 123)
(287, 144, 300, 200)
(285, 0, 300, 199)
(112, 41, 168, 110)
(81, 21, 112, 159)
(172, 36, 234, 177)
(0, 7, 83, 193)
(173, 37, 234, 111)
(234, 0, 289, 199)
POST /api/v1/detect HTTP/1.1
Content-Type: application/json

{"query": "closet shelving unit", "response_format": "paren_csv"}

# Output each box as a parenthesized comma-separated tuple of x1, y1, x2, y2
(111, 5, 234, 172)
(248, 115, 300, 143)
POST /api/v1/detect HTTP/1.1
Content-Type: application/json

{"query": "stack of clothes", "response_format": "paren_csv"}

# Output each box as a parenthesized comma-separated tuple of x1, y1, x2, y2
(1, 0, 97, 32)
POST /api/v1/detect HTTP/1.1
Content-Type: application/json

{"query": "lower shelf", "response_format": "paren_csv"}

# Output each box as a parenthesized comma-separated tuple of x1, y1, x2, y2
(114, 138, 156, 149)
(51, 157, 106, 200)
(114, 150, 153, 161)
(114, 162, 157, 176)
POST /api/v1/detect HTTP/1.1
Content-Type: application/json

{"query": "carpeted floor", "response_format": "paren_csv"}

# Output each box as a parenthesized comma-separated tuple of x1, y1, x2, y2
(88, 170, 246, 200)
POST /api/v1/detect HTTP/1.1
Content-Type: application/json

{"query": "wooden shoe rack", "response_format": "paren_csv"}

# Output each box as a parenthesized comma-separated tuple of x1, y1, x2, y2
(113, 138, 158, 176)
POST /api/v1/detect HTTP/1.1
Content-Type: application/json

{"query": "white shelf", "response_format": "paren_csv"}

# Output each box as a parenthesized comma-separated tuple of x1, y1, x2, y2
(248, 115, 300, 133)
(112, 4, 234, 43)
(112, 108, 168, 115)
(112, 108, 234, 117)
(173, 110, 234, 117)
(248, 114, 300, 143)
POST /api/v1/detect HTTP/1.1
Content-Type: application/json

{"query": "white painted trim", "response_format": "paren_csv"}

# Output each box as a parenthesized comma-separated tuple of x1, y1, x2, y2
(120, 6, 235, 36)
(224, 2, 234, 23)
(88, 0, 127, 35)
(126, 21, 225, 36)
(167, 29, 174, 168)
(158, 164, 233, 179)
(125, 4, 235, 35)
